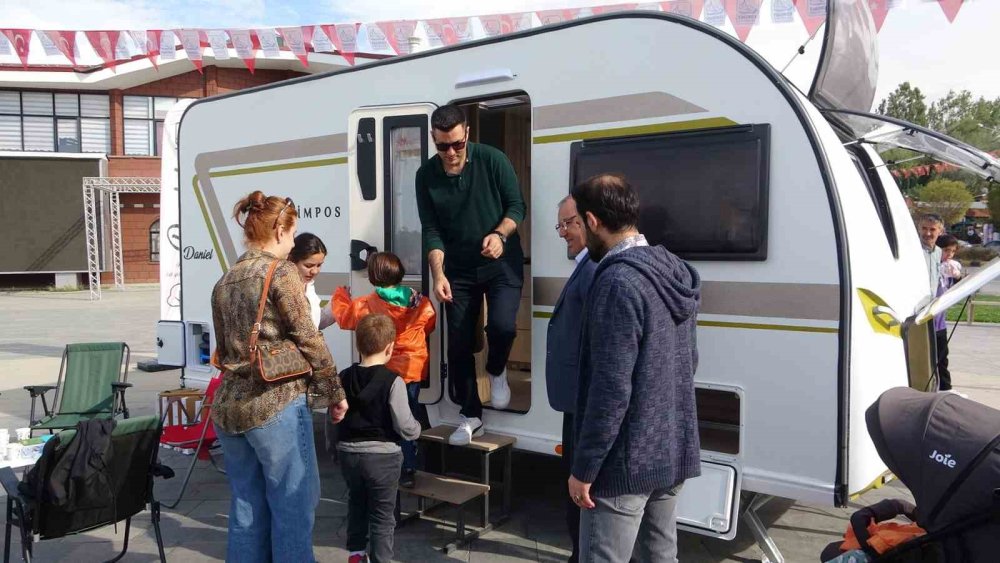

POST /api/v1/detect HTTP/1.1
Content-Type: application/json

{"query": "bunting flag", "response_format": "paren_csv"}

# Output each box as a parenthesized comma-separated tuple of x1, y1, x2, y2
(795, 0, 827, 36)
(376, 20, 417, 55)
(327, 23, 360, 65)
(869, 0, 891, 31)
(228, 28, 256, 73)
(85, 30, 121, 70)
(703, 0, 726, 26)
(479, 13, 533, 37)
(726, 0, 762, 42)
(536, 9, 580, 25)
(206, 30, 230, 60)
(0, 34, 9, 56)
(277, 27, 309, 66)
(661, 1, 704, 19)
(425, 18, 473, 47)
(159, 30, 176, 61)
(142, 30, 162, 69)
(311, 25, 335, 52)
(256, 28, 280, 57)
(771, 0, 796, 23)
(2, 29, 32, 68)
(593, 3, 639, 14)
(175, 29, 204, 72)
(937, 0, 964, 23)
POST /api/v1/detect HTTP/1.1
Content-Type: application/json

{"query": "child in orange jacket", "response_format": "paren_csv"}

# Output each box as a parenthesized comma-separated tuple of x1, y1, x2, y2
(332, 251, 436, 487)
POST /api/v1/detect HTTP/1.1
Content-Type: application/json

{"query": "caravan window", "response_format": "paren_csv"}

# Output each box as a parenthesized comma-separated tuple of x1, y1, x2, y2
(571, 124, 770, 261)
(848, 148, 899, 258)
(383, 115, 427, 275)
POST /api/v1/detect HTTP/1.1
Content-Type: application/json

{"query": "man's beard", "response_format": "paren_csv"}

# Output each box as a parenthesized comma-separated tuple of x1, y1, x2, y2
(584, 225, 607, 263)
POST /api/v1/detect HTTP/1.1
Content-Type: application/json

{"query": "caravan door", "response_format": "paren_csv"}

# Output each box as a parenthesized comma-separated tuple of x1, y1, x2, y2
(347, 104, 443, 404)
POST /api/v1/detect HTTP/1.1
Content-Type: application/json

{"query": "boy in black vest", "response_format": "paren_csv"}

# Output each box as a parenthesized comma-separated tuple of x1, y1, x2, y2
(338, 314, 422, 563)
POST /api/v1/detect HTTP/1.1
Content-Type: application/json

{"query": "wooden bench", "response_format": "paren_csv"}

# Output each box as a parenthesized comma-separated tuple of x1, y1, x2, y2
(397, 471, 490, 552)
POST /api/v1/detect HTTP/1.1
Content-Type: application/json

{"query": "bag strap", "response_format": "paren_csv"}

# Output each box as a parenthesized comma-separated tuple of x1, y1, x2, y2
(249, 260, 280, 354)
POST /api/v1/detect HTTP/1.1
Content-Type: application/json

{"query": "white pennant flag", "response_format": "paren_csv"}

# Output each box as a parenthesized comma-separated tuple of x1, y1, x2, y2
(257, 29, 280, 57)
(38, 31, 62, 56)
(771, 0, 795, 23)
(114, 33, 133, 60)
(311, 26, 334, 52)
(0, 34, 10, 56)
(229, 29, 254, 59)
(129, 30, 147, 55)
(159, 30, 176, 60)
(206, 30, 230, 60)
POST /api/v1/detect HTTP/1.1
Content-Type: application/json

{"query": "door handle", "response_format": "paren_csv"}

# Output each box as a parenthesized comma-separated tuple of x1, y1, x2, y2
(350, 240, 377, 271)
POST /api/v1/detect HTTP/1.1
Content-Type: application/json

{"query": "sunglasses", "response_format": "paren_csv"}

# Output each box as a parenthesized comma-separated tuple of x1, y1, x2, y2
(273, 197, 294, 229)
(435, 131, 469, 153)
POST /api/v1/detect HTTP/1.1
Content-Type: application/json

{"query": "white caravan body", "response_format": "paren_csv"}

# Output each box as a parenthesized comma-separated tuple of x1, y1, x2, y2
(159, 6, 1000, 543)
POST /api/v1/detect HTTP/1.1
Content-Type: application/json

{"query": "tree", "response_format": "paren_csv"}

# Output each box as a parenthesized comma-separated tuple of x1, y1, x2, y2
(877, 82, 928, 126)
(916, 179, 974, 226)
(989, 187, 1000, 229)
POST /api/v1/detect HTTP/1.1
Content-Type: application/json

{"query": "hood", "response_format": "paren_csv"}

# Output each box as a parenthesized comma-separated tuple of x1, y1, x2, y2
(599, 245, 701, 323)
(344, 364, 384, 409)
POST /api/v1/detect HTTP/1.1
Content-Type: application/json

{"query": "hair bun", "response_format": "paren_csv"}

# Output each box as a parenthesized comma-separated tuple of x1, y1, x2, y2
(246, 190, 267, 213)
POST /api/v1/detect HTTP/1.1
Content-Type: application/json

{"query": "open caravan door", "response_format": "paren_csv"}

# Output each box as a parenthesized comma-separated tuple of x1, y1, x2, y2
(347, 103, 445, 404)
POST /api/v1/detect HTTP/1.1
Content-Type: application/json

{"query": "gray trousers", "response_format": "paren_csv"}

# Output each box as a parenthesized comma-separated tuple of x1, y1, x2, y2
(340, 450, 403, 563)
(579, 484, 683, 563)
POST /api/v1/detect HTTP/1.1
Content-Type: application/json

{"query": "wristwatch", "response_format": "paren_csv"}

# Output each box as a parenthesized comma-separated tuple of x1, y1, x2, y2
(491, 230, 507, 244)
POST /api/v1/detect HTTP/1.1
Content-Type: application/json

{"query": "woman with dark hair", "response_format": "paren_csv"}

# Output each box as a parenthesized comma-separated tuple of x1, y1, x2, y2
(290, 232, 335, 330)
(210, 191, 347, 562)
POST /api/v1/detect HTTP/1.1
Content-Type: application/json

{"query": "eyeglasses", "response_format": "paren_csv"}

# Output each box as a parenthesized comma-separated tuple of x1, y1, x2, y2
(434, 131, 469, 153)
(554, 215, 578, 232)
(273, 197, 294, 229)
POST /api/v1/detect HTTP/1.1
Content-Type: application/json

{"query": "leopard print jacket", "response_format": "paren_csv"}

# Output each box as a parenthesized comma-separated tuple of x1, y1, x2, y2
(210, 249, 344, 433)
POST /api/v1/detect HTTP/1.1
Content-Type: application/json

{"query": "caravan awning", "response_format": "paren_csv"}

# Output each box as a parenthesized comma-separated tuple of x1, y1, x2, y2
(821, 109, 1000, 181)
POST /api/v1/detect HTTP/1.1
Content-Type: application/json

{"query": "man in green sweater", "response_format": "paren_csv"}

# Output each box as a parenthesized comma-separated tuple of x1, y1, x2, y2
(415, 104, 526, 445)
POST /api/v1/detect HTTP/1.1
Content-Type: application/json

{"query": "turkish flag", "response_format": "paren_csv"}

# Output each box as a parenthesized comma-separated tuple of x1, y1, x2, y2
(85, 30, 122, 70)
(1, 29, 32, 68)
(43, 31, 78, 67)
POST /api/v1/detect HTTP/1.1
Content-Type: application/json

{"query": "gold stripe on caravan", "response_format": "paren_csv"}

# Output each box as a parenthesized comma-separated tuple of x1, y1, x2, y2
(532, 117, 738, 144)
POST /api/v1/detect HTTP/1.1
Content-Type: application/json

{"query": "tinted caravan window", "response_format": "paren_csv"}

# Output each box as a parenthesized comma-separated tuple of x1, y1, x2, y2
(571, 124, 770, 261)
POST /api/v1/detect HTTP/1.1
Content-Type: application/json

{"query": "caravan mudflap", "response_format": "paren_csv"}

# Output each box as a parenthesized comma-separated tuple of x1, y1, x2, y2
(676, 459, 742, 540)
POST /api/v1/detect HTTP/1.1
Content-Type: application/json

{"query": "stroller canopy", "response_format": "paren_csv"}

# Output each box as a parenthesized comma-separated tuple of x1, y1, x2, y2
(866, 387, 1000, 530)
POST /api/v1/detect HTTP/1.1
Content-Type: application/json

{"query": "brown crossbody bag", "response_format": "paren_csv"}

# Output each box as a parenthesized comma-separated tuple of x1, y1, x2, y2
(248, 260, 313, 382)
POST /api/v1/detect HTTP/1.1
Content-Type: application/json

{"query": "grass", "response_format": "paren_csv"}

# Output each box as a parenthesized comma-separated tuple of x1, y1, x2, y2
(947, 293, 1000, 323)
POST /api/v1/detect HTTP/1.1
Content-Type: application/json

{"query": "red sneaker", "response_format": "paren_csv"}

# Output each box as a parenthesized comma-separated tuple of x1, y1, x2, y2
(348, 553, 368, 563)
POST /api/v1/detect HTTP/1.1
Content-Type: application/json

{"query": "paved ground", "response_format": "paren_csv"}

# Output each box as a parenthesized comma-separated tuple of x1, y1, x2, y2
(0, 285, 997, 562)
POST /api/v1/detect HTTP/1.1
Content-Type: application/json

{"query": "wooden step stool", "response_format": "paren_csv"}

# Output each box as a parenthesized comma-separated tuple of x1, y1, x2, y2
(396, 471, 489, 553)
(397, 425, 516, 552)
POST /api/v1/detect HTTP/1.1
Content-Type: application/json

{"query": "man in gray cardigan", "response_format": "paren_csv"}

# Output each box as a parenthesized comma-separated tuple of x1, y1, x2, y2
(546, 195, 597, 563)
(568, 173, 701, 563)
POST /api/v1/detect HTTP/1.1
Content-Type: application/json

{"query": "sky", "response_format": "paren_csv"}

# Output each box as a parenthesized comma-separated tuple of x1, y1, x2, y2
(0, 0, 994, 107)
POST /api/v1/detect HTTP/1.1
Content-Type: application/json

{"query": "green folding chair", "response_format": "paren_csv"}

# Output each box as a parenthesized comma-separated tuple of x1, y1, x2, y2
(24, 343, 132, 437)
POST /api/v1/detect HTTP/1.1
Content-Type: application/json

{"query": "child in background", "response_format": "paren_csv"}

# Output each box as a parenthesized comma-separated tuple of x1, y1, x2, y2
(332, 252, 436, 488)
(935, 234, 963, 393)
(338, 314, 421, 563)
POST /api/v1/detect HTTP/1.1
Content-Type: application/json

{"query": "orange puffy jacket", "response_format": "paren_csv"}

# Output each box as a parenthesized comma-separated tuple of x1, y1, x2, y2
(331, 287, 436, 384)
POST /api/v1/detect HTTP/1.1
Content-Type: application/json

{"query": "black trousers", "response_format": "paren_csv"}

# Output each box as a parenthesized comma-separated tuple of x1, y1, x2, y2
(446, 259, 523, 419)
(563, 413, 580, 563)
(340, 449, 403, 563)
(936, 329, 952, 391)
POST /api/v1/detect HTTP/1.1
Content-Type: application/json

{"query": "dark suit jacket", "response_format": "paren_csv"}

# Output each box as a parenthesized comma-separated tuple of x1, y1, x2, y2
(545, 254, 597, 413)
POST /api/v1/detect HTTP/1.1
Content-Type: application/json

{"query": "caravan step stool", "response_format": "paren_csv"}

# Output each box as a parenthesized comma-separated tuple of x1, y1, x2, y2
(396, 471, 490, 553)
(397, 425, 516, 552)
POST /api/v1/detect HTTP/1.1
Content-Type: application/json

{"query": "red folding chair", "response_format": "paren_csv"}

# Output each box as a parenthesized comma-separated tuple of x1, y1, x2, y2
(159, 376, 224, 508)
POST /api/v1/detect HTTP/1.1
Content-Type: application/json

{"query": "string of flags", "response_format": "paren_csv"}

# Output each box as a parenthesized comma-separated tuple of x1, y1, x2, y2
(0, 0, 970, 74)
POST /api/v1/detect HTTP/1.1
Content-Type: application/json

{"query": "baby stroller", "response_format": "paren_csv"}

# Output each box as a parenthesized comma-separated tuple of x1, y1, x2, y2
(823, 387, 1000, 562)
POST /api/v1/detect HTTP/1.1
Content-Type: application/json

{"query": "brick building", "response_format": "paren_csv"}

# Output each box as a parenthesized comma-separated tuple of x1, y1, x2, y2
(0, 50, 367, 288)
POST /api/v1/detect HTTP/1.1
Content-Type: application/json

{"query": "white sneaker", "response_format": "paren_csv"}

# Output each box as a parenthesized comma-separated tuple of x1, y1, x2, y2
(448, 416, 484, 446)
(490, 369, 511, 410)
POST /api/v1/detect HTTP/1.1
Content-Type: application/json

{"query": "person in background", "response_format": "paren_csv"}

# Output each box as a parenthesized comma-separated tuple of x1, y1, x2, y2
(935, 234, 963, 394)
(415, 104, 526, 445)
(332, 252, 435, 488)
(290, 233, 335, 330)
(210, 191, 347, 563)
(917, 214, 944, 296)
(545, 195, 597, 563)
(338, 314, 422, 563)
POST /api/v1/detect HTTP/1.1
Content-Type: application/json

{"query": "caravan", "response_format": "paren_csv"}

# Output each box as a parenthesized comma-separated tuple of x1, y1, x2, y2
(157, 2, 1000, 558)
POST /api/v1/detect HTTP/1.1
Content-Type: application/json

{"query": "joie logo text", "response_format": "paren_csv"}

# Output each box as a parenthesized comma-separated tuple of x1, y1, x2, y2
(929, 450, 957, 469)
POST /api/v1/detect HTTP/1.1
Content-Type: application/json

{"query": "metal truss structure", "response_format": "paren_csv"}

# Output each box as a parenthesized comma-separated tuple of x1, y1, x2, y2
(83, 177, 160, 301)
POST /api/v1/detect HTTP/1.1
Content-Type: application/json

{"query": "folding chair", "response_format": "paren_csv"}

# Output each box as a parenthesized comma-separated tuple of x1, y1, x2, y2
(0, 415, 174, 562)
(159, 375, 225, 509)
(24, 343, 132, 437)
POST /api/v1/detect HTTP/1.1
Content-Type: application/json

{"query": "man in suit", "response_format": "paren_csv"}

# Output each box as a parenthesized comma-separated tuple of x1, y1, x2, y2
(546, 194, 598, 562)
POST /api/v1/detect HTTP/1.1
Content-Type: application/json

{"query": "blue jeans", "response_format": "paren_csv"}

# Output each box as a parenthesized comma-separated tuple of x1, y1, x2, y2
(579, 484, 683, 563)
(215, 395, 320, 563)
(401, 381, 427, 471)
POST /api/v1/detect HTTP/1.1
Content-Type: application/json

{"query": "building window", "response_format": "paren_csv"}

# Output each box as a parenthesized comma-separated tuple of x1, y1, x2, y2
(150, 220, 160, 263)
(0, 91, 110, 153)
(123, 96, 186, 156)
